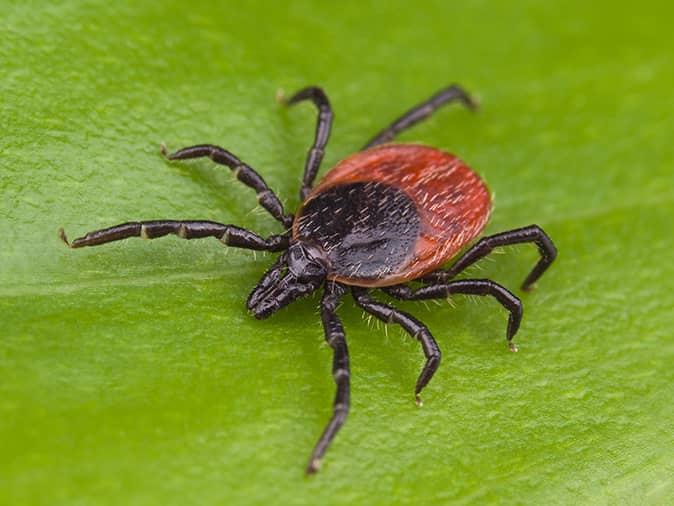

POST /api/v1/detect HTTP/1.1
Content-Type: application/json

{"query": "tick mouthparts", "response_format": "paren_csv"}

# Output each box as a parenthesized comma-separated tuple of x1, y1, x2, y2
(247, 272, 297, 319)
(247, 272, 290, 312)
(247, 272, 321, 320)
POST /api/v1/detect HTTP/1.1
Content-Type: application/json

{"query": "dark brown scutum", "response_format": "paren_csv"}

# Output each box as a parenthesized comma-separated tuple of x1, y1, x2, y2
(295, 182, 421, 282)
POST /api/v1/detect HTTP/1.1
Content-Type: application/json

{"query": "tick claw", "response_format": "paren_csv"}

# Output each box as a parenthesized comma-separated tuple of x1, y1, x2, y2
(509, 341, 519, 353)
(159, 143, 169, 158)
(306, 458, 321, 475)
(415, 394, 423, 407)
(276, 88, 287, 104)
(58, 228, 72, 247)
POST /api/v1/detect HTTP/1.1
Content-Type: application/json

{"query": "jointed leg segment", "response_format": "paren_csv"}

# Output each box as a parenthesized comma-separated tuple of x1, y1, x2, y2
(384, 279, 522, 350)
(284, 86, 333, 200)
(307, 282, 350, 474)
(423, 225, 557, 291)
(363, 84, 477, 149)
(161, 144, 293, 228)
(352, 288, 441, 405)
(59, 220, 289, 251)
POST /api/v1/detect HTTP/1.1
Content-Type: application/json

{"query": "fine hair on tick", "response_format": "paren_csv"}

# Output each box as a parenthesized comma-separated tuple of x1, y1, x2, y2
(60, 84, 557, 474)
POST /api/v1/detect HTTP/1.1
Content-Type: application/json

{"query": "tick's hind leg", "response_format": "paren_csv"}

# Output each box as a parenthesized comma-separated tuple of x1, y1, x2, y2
(282, 86, 333, 200)
(352, 287, 441, 406)
(423, 225, 557, 291)
(59, 220, 288, 251)
(363, 84, 477, 149)
(307, 282, 350, 475)
(384, 279, 523, 351)
(161, 144, 293, 228)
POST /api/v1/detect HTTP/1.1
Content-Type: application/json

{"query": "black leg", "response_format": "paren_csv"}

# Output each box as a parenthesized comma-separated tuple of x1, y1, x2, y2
(363, 84, 477, 149)
(422, 225, 557, 291)
(58, 220, 288, 251)
(352, 287, 441, 406)
(284, 86, 333, 200)
(161, 144, 293, 229)
(307, 282, 349, 475)
(384, 279, 523, 351)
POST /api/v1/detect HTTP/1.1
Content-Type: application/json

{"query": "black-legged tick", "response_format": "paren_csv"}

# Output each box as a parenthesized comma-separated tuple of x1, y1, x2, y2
(59, 85, 557, 474)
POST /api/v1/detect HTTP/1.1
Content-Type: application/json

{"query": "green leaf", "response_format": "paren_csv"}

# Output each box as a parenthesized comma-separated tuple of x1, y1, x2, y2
(2, 1, 672, 504)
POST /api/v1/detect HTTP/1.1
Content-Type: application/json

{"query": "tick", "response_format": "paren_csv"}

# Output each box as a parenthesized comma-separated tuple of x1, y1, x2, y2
(59, 84, 557, 474)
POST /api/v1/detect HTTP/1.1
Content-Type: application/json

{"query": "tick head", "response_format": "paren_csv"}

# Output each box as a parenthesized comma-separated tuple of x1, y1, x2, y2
(287, 242, 328, 283)
(246, 242, 327, 320)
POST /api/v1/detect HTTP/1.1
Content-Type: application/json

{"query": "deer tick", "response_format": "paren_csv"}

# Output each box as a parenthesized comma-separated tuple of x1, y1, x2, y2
(59, 84, 557, 474)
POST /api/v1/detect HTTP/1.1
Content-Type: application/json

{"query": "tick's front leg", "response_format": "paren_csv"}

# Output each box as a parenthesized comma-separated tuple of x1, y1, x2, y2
(282, 86, 334, 200)
(161, 144, 294, 228)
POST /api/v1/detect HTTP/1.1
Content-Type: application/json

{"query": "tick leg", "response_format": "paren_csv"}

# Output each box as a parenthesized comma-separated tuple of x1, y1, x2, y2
(161, 144, 293, 228)
(422, 225, 557, 291)
(384, 279, 523, 351)
(58, 220, 288, 251)
(363, 84, 477, 149)
(307, 282, 349, 475)
(283, 86, 333, 200)
(352, 288, 440, 406)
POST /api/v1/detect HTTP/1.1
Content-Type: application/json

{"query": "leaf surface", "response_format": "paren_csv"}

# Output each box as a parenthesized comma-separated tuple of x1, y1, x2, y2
(1, 2, 673, 504)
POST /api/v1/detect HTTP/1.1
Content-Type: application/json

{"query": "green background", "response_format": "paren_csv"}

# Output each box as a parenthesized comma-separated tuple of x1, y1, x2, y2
(2, 1, 673, 504)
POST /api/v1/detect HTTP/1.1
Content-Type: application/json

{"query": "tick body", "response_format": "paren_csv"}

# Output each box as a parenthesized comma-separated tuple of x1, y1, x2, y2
(295, 144, 491, 286)
(60, 84, 557, 474)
